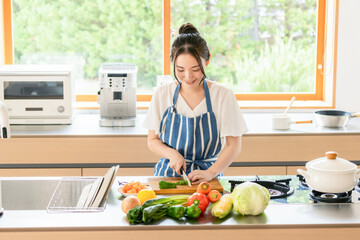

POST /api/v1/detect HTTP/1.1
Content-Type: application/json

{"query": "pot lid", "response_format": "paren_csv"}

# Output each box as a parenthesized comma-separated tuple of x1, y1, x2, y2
(306, 151, 357, 173)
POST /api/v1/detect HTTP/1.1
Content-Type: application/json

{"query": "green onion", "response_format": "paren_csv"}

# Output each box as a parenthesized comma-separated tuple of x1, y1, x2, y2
(141, 195, 189, 209)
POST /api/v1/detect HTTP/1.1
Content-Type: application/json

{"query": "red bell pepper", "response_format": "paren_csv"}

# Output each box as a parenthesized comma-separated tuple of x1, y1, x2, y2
(187, 192, 209, 214)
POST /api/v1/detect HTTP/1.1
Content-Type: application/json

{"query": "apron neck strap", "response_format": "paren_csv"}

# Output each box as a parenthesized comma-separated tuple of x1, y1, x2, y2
(203, 80, 212, 112)
(172, 82, 181, 107)
(172, 80, 213, 112)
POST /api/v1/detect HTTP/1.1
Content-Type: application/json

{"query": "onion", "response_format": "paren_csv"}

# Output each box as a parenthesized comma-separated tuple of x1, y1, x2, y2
(121, 196, 141, 214)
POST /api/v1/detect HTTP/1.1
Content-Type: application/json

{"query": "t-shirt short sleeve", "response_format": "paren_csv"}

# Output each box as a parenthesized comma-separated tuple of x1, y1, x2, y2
(219, 88, 248, 138)
(143, 87, 163, 134)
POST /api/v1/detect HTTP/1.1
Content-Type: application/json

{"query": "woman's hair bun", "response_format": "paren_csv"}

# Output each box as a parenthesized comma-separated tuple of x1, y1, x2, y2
(179, 23, 200, 35)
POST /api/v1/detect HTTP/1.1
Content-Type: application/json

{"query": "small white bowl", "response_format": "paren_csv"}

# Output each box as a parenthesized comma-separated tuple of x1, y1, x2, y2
(117, 186, 138, 197)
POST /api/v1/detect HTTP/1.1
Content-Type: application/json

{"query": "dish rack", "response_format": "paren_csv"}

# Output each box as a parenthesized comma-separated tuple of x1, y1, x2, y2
(47, 177, 106, 213)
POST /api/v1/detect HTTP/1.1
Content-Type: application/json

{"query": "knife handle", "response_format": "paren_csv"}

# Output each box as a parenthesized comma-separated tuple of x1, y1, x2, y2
(180, 166, 187, 174)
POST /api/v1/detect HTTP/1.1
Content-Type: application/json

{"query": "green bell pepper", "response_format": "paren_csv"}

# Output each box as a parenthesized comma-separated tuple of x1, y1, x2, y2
(185, 203, 201, 219)
(158, 180, 189, 189)
(166, 205, 186, 220)
(159, 180, 177, 189)
(175, 180, 189, 185)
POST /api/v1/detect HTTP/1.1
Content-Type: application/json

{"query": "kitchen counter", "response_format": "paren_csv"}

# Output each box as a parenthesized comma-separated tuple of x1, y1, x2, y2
(9, 111, 360, 137)
(1, 176, 360, 240)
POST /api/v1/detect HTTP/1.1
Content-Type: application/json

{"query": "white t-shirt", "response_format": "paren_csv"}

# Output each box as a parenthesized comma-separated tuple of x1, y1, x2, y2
(143, 80, 248, 145)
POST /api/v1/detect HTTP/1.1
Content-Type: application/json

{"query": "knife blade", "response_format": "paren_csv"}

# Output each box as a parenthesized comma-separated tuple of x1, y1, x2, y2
(181, 168, 191, 187)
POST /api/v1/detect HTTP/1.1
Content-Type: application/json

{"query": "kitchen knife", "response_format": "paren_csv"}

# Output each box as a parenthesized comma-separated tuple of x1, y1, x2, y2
(181, 168, 191, 187)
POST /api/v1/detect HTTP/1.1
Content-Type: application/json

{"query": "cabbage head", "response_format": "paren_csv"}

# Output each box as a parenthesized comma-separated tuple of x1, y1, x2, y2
(231, 182, 270, 216)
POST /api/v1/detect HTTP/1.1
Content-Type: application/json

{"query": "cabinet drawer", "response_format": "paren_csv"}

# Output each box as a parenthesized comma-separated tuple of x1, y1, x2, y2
(82, 168, 154, 176)
(83, 167, 287, 177)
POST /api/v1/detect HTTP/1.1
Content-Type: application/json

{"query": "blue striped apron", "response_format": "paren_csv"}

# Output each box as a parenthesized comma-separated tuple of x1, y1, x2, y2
(154, 80, 222, 177)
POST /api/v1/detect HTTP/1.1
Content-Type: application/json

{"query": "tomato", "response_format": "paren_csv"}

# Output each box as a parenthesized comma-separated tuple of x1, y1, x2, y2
(207, 190, 221, 203)
(197, 182, 211, 195)
(187, 192, 210, 214)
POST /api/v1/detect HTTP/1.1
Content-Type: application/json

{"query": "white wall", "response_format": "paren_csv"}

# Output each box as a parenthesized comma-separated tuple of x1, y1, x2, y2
(335, 0, 360, 111)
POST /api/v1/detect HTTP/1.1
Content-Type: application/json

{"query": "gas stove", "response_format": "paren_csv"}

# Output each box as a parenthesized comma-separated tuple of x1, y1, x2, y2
(228, 176, 294, 199)
(222, 175, 360, 205)
(296, 174, 354, 203)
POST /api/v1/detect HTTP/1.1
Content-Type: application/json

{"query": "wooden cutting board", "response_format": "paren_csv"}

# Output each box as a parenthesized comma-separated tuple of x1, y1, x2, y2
(146, 177, 223, 195)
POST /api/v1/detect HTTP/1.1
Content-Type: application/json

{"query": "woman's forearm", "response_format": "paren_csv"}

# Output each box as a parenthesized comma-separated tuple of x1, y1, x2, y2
(208, 136, 242, 176)
(147, 130, 187, 175)
(148, 137, 180, 160)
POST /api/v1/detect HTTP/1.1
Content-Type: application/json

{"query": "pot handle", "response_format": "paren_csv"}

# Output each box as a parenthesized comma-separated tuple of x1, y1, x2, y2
(297, 168, 309, 179)
(356, 169, 360, 179)
(350, 112, 360, 119)
(294, 120, 313, 124)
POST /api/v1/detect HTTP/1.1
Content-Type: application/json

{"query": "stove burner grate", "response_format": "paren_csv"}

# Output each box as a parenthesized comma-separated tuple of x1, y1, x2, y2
(296, 174, 309, 189)
(268, 188, 283, 197)
(309, 190, 352, 203)
(355, 181, 360, 193)
(229, 177, 294, 199)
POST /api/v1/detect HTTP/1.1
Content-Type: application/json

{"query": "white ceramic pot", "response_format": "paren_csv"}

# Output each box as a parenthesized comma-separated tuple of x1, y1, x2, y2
(297, 151, 360, 193)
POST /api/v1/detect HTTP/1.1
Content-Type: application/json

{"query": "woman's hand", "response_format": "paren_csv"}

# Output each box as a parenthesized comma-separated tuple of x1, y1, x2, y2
(187, 136, 242, 184)
(147, 130, 187, 175)
(188, 169, 216, 185)
(169, 151, 187, 176)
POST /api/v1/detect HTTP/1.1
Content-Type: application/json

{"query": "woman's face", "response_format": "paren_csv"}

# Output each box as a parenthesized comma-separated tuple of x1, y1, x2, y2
(174, 53, 207, 88)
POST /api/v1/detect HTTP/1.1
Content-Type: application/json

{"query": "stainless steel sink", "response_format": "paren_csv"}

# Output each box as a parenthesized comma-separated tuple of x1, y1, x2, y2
(1, 179, 60, 210)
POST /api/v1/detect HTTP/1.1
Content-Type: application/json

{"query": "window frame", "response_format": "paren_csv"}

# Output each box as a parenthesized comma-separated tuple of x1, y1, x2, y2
(2, 0, 337, 108)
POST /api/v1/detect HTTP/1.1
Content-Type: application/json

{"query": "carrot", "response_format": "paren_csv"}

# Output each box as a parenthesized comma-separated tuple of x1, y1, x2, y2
(123, 185, 132, 193)
(208, 190, 221, 203)
(127, 189, 137, 194)
(197, 182, 211, 195)
(121, 181, 148, 193)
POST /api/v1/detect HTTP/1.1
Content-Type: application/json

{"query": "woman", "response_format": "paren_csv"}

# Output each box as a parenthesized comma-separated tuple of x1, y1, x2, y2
(144, 23, 248, 184)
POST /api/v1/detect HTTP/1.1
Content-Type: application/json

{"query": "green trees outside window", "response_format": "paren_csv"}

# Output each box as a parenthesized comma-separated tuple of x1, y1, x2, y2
(12, 0, 317, 95)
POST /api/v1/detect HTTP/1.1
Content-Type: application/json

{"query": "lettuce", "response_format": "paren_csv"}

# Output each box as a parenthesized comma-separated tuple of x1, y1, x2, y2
(231, 182, 270, 216)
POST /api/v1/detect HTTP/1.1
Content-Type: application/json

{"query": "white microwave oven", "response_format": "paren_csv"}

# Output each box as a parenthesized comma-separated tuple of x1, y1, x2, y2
(0, 64, 74, 124)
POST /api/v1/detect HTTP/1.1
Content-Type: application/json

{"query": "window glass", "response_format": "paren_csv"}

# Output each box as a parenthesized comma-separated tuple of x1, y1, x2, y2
(12, 0, 162, 94)
(171, 0, 317, 93)
(4, 81, 63, 99)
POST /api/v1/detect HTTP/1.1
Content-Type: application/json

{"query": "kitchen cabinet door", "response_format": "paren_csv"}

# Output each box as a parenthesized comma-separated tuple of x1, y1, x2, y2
(0, 168, 81, 177)
(223, 166, 286, 176)
(287, 166, 306, 175)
